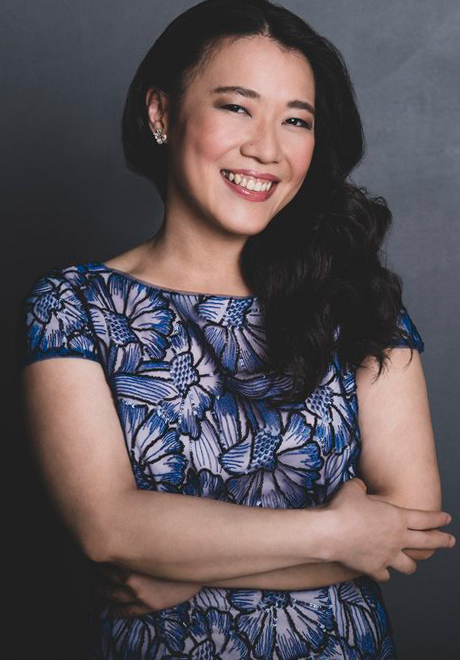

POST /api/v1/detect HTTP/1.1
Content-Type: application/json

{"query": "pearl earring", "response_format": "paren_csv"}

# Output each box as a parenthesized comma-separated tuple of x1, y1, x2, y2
(152, 127, 167, 145)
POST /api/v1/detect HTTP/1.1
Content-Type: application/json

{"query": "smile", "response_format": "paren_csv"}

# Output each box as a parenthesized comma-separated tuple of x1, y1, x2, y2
(220, 170, 278, 201)
(221, 169, 274, 192)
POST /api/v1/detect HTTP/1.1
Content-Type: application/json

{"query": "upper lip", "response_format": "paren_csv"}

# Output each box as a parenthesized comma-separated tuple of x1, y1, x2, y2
(221, 169, 280, 182)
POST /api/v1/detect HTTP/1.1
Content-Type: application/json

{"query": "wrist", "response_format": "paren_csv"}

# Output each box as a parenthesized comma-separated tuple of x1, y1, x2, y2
(304, 508, 340, 563)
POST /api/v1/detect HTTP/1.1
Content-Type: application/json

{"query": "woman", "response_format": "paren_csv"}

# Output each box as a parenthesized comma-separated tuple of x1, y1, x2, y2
(17, 0, 455, 658)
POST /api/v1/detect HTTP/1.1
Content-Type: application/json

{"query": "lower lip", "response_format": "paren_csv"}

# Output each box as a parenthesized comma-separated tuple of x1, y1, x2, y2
(220, 172, 278, 201)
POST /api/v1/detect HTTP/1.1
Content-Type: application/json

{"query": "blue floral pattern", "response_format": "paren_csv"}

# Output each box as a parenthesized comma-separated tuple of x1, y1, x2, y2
(17, 261, 425, 659)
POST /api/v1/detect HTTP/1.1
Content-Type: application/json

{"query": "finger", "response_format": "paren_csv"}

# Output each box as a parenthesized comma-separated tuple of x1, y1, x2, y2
(372, 568, 390, 583)
(93, 562, 131, 582)
(390, 553, 417, 576)
(94, 574, 137, 596)
(350, 478, 367, 492)
(406, 510, 452, 531)
(403, 548, 435, 560)
(95, 582, 137, 604)
(405, 529, 455, 550)
(108, 603, 154, 619)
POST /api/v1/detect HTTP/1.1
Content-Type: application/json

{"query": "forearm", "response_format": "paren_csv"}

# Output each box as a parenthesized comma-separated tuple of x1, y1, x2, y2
(204, 489, 435, 590)
(202, 561, 363, 590)
(99, 488, 428, 586)
(102, 491, 335, 583)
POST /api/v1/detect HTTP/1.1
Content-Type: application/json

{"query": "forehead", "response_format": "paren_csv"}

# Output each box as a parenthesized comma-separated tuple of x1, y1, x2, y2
(188, 35, 315, 101)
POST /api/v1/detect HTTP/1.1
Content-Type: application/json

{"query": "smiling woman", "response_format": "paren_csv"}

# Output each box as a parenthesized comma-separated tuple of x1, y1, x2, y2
(16, 1, 455, 659)
(140, 34, 316, 255)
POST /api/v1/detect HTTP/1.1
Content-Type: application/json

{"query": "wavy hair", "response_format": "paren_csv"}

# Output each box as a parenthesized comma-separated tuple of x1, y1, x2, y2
(122, 0, 412, 402)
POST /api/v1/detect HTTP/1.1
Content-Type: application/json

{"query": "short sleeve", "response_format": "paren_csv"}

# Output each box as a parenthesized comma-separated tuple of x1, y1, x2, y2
(388, 305, 425, 353)
(16, 269, 101, 370)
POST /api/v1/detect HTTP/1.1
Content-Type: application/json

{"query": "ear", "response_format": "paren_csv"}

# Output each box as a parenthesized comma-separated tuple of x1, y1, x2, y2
(146, 88, 170, 134)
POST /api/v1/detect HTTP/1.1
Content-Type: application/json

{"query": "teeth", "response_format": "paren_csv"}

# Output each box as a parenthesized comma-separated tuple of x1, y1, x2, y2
(222, 170, 274, 192)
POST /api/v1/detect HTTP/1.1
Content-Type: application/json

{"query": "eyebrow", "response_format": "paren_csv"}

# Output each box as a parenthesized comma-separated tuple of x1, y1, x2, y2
(211, 85, 315, 115)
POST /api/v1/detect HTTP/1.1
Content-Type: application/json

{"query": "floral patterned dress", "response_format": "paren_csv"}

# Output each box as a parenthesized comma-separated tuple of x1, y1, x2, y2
(17, 261, 424, 660)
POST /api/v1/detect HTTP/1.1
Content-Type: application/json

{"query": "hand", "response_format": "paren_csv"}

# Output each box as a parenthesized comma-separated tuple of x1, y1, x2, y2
(326, 478, 455, 582)
(92, 563, 203, 618)
(367, 494, 438, 561)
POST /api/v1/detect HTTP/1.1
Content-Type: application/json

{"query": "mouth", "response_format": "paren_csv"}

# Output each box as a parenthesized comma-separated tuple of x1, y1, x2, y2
(220, 169, 278, 201)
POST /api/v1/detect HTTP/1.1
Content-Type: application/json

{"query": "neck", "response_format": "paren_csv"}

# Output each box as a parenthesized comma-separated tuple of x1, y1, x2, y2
(143, 219, 253, 297)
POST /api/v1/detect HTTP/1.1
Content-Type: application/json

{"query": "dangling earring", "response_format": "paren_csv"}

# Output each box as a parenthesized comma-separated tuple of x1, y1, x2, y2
(152, 125, 167, 145)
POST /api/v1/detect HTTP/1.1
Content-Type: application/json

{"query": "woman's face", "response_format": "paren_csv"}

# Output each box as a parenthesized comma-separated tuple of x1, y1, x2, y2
(162, 35, 316, 239)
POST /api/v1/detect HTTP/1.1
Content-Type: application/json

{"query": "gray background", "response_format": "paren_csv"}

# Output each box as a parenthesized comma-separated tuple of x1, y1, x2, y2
(3, 0, 459, 657)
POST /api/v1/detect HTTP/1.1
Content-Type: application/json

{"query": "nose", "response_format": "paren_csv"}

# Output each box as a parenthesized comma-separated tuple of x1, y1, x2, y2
(240, 120, 282, 164)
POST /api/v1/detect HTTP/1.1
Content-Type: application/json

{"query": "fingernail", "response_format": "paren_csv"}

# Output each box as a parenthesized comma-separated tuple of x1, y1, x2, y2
(447, 514, 452, 524)
(449, 535, 456, 547)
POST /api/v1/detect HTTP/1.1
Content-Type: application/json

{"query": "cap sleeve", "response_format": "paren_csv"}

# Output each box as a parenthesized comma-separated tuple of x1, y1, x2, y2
(388, 305, 425, 353)
(16, 268, 101, 370)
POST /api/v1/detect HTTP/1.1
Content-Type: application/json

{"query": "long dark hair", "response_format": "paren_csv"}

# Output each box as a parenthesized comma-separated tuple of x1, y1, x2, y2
(122, 0, 412, 402)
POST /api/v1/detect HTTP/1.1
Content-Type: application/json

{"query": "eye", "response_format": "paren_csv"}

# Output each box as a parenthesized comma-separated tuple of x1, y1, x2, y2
(221, 104, 249, 114)
(285, 117, 314, 130)
(220, 104, 313, 130)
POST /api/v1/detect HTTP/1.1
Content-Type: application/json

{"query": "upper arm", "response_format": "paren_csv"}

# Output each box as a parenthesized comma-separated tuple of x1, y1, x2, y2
(355, 313, 442, 511)
(17, 270, 136, 559)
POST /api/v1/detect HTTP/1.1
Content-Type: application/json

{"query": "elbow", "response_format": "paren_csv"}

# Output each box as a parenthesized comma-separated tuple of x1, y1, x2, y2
(374, 493, 442, 512)
(73, 514, 118, 564)
(371, 480, 443, 512)
(81, 532, 114, 564)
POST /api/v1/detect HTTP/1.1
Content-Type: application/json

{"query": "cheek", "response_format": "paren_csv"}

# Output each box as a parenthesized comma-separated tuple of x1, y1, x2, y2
(192, 109, 233, 152)
(292, 139, 315, 180)
(179, 116, 232, 178)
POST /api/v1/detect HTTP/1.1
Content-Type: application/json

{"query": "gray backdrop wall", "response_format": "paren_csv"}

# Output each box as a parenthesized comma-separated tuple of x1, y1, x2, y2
(3, 1, 459, 658)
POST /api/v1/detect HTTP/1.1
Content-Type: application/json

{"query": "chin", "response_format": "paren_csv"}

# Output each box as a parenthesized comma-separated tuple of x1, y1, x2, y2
(221, 220, 271, 239)
(216, 211, 273, 236)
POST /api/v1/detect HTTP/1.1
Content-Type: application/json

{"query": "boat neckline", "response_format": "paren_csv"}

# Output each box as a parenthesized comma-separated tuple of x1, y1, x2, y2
(86, 262, 258, 300)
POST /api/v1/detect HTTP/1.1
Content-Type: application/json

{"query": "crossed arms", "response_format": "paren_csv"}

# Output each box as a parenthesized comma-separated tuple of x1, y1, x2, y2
(21, 347, 454, 606)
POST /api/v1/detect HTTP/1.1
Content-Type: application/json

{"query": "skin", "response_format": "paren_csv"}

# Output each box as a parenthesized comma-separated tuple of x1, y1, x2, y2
(21, 36, 455, 619)
(95, 350, 453, 617)
(107, 35, 316, 296)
